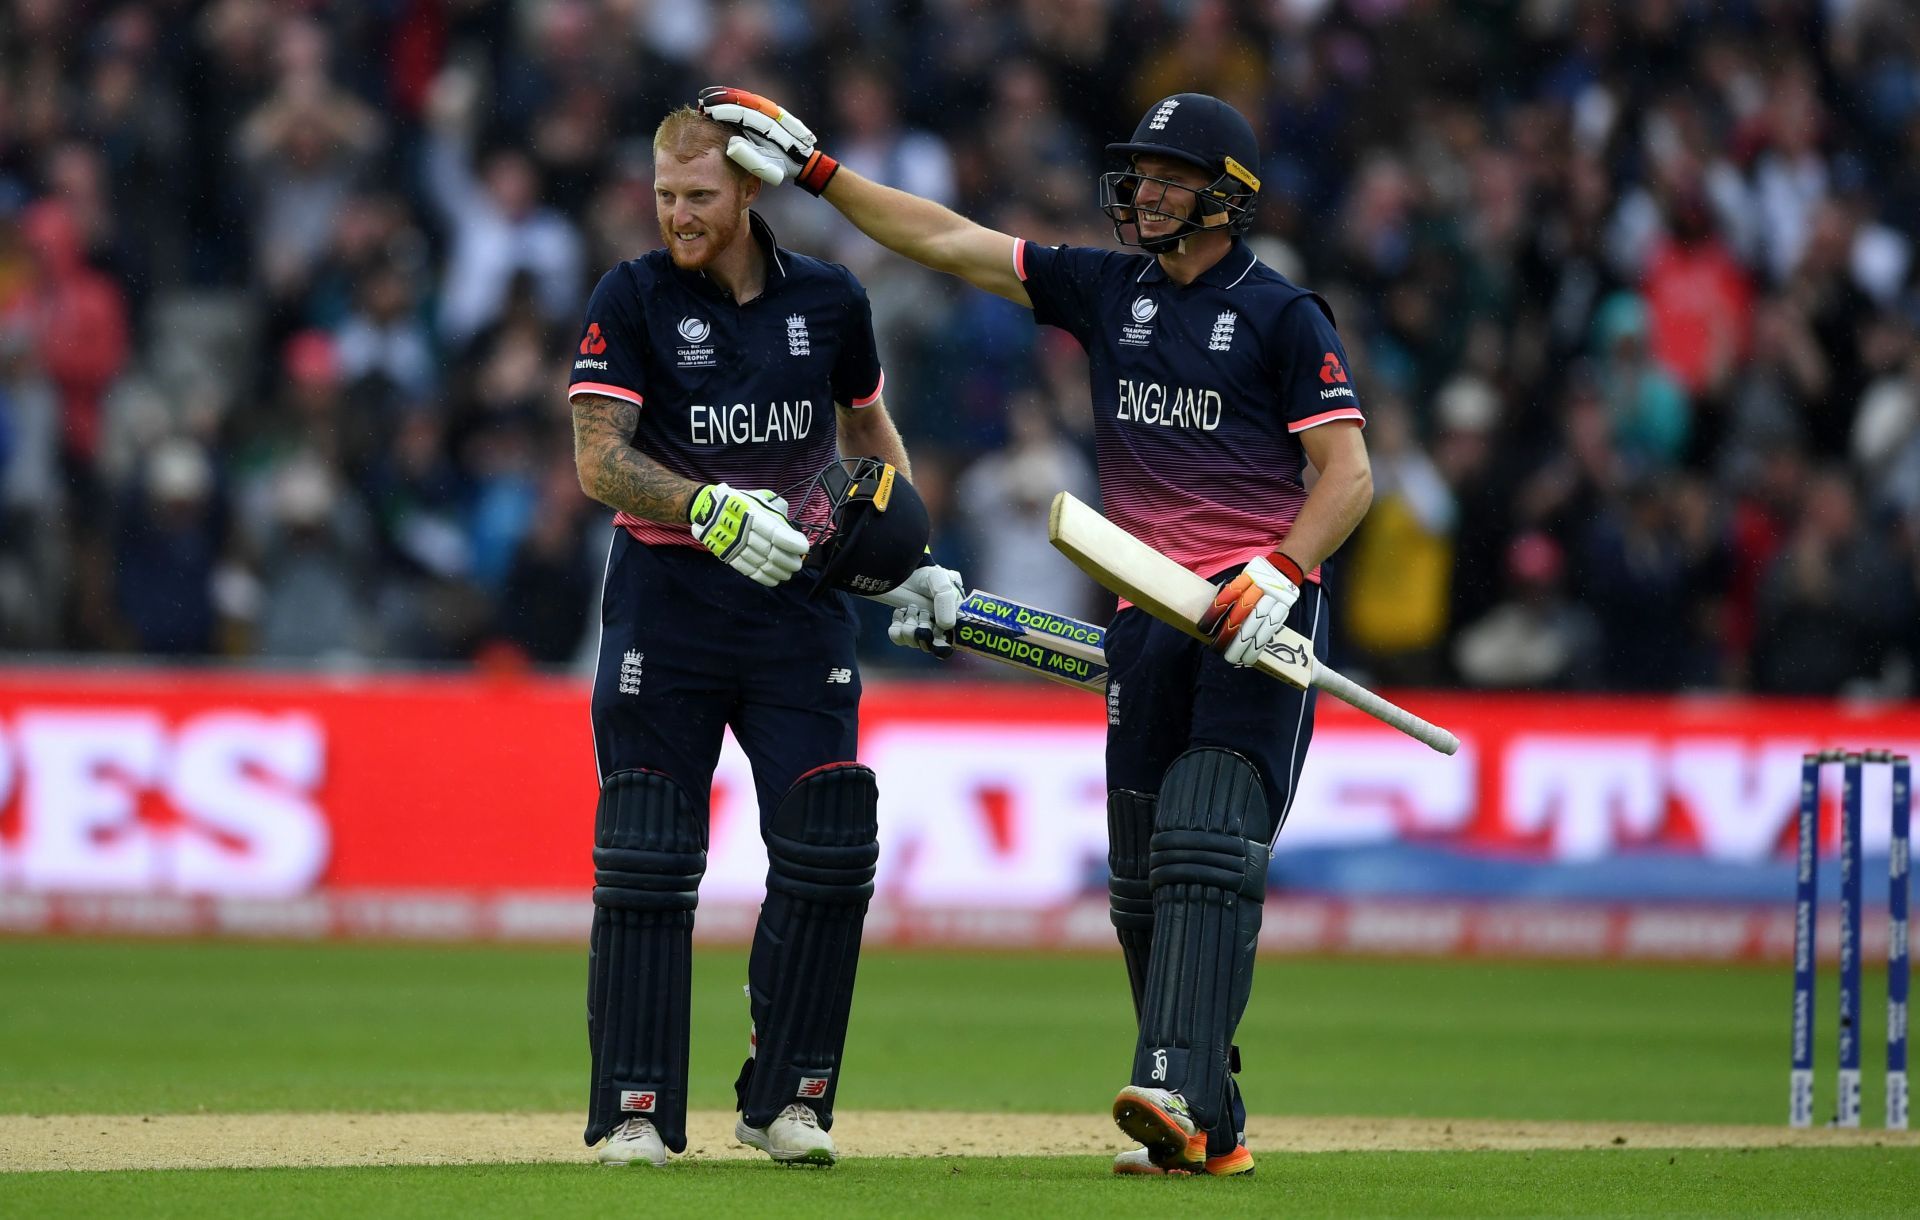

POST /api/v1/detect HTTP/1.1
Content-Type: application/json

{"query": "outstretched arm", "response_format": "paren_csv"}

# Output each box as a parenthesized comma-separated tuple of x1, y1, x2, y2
(821, 168, 1030, 307)
(699, 87, 1030, 306)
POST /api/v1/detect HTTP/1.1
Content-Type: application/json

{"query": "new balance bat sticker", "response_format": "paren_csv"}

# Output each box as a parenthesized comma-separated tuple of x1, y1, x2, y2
(870, 586, 1109, 693)
(1046, 492, 1460, 755)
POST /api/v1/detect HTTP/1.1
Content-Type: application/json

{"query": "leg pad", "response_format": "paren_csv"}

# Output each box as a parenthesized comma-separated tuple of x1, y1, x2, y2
(585, 769, 706, 1151)
(1132, 748, 1268, 1135)
(738, 763, 879, 1129)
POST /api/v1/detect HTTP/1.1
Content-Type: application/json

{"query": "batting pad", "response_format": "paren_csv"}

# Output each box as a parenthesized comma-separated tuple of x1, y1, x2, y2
(1133, 747, 1269, 1137)
(1107, 789, 1158, 1019)
(737, 763, 880, 1130)
(585, 769, 706, 1152)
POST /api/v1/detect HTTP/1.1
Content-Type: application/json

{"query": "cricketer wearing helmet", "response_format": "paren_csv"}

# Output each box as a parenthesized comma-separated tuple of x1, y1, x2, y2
(569, 105, 964, 1169)
(700, 87, 1373, 1176)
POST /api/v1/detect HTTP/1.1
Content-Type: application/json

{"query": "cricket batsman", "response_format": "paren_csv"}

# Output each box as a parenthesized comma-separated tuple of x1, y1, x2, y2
(699, 86, 1373, 1176)
(569, 104, 963, 1168)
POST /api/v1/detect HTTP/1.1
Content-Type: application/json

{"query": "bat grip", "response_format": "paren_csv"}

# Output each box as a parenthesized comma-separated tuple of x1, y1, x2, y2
(868, 586, 934, 613)
(1313, 664, 1460, 756)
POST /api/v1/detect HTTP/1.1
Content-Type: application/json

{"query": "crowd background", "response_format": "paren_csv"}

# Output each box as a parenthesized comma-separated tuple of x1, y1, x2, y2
(2, 0, 1918, 696)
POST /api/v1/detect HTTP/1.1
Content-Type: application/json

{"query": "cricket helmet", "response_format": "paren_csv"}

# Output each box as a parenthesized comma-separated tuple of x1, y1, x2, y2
(1100, 93, 1261, 253)
(794, 456, 930, 597)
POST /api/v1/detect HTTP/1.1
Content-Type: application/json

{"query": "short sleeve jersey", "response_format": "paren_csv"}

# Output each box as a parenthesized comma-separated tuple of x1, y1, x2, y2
(1013, 237, 1364, 582)
(568, 213, 884, 548)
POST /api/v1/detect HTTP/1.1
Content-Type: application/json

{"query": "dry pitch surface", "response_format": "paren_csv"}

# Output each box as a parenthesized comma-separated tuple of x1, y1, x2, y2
(7, 1111, 1917, 1173)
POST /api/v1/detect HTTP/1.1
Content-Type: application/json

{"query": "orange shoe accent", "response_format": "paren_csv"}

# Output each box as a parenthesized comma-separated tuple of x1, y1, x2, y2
(1204, 1143, 1256, 1177)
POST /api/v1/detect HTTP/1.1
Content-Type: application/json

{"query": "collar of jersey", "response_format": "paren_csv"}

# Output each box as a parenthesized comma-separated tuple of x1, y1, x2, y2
(674, 210, 788, 300)
(1134, 239, 1257, 290)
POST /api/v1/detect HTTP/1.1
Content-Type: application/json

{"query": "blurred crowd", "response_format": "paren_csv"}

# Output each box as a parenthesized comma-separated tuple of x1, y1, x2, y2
(1, 0, 1918, 694)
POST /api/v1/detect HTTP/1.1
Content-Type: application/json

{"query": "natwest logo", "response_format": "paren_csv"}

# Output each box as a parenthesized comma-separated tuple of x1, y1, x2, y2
(0, 710, 329, 897)
(580, 323, 608, 356)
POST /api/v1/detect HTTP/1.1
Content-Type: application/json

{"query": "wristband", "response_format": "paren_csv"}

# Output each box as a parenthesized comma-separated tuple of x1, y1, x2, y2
(797, 150, 840, 196)
(1267, 550, 1305, 587)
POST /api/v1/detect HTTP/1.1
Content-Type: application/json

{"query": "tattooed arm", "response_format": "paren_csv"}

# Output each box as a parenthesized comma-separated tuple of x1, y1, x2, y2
(571, 393, 700, 522)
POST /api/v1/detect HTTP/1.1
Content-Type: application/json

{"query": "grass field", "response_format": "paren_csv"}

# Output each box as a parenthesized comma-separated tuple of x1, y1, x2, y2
(7, 940, 1919, 1216)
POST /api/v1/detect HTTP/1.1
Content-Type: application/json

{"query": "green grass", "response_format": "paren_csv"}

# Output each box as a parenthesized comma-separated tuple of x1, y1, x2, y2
(0, 940, 1885, 1124)
(8, 940, 1913, 1216)
(0, 941, 1889, 1129)
(12, 1151, 1920, 1219)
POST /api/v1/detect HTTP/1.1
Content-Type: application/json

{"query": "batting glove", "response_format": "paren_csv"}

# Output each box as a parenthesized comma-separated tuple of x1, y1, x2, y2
(1205, 553, 1304, 668)
(697, 86, 840, 195)
(886, 558, 964, 659)
(689, 483, 810, 587)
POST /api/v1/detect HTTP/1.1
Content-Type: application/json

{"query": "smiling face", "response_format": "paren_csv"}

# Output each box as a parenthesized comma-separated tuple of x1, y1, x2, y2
(653, 145, 757, 271)
(1126, 153, 1212, 243)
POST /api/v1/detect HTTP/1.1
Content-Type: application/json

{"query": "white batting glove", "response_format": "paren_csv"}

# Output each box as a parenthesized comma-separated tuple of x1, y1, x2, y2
(886, 561, 964, 659)
(697, 86, 840, 195)
(1206, 553, 1304, 668)
(723, 129, 796, 186)
(688, 483, 809, 587)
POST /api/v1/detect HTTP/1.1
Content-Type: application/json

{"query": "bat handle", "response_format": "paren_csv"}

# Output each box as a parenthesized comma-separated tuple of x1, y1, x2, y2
(868, 586, 933, 613)
(1313, 663, 1460, 756)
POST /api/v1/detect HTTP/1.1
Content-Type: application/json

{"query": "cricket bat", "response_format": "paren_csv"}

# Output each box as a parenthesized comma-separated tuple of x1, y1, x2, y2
(871, 585, 1109, 693)
(1047, 491, 1459, 755)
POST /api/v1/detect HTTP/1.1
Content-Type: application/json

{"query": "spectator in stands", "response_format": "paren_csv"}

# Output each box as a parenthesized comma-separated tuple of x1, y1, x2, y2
(238, 16, 383, 302)
(1454, 531, 1602, 691)
(19, 200, 127, 480)
(1753, 468, 1911, 694)
(954, 397, 1099, 623)
(254, 456, 372, 660)
(422, 68, 583, 351)
(1, 0, 1917, 695)
(334, 256, 437, 405)
(114, 438, 223, 655)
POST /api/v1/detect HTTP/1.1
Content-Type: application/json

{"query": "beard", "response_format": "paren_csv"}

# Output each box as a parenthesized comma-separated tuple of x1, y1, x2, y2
(659, 205, 743, 271)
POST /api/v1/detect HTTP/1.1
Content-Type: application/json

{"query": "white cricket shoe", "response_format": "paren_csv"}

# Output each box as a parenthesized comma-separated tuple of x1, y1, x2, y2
(735, 1103, 838, 1166)
(597, 1117, 668, 1167)
(1112, 1085, 1206, 1172)
(1112, 1145, 1160, 1175)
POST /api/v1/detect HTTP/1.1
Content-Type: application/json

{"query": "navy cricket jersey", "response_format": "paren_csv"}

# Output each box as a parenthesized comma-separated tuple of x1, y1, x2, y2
(568, 213, 885, 548)
(1012, 237, 1365, 582)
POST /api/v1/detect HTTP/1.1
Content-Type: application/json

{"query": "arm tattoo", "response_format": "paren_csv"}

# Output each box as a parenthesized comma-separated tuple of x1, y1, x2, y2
(571, 394, 701, 523)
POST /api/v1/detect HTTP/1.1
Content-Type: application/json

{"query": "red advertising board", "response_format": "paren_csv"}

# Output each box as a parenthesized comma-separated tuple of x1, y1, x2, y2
(1, 669, 1915, 959)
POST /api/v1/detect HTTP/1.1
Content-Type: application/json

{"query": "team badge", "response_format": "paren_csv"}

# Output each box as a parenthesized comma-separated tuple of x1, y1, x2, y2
(1121, 297, 1157, 347)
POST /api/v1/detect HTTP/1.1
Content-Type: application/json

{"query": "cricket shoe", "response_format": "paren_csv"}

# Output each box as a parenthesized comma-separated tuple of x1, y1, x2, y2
(597, 1117, 668, 1167)
(1112, 1141, 1256, 1177)
(735, 1103, 837, 1166)
(1112, 1085, 1207, 1172)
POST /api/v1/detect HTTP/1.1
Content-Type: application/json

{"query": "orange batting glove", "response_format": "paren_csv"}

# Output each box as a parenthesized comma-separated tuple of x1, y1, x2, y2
(1202, 552, 1304, 668)
(697, 86, 841, 196)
